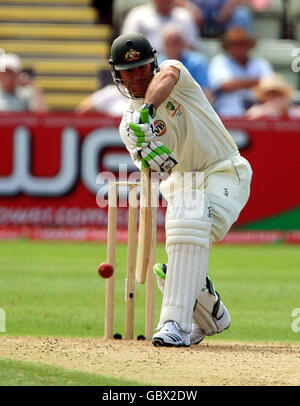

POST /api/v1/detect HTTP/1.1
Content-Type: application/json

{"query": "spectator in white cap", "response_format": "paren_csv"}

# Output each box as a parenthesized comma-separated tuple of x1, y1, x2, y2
(0, 52, 48, 112)
(245, 74, 300, 119)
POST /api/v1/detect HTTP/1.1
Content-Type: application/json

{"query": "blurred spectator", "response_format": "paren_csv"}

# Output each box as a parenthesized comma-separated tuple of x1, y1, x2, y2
(248, 0, 270, 11)
(91, 0, 113, 25)
(173, 0, 205, 27)
(121, 0, 199, 54)
(17, 68, 49, 112)
(208, 27, 273, 116)
(159, 25, 214, 103)
(245, 74, 300, 119)
(180, 0, 254, 37)
(76, 71, 128, 116)
(0, 53, 48, 112)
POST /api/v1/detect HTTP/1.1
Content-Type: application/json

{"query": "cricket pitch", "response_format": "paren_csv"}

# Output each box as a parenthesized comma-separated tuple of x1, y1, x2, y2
(0, 336, 299, 386)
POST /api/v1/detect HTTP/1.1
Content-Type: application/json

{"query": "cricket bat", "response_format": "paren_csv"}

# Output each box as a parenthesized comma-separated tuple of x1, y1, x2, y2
(135, 108, 153, 284)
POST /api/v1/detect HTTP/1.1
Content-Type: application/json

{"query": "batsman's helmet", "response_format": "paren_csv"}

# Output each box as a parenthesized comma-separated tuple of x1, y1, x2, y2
(109, 32, 158, 98)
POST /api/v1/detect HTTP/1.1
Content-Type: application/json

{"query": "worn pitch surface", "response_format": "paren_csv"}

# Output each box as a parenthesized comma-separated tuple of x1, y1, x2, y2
(0, 336, 299, 386)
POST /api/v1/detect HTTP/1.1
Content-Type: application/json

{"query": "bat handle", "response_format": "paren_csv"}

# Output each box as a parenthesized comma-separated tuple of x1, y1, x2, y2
(140, 108, 149, 124)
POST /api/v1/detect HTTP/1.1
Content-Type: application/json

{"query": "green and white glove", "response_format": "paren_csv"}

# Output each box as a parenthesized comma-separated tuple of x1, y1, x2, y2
(137, 141, 178, 174)
(126, 108, 156, 148)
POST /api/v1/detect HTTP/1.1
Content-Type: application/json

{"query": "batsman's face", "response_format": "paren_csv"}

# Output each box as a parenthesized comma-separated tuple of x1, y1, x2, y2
(119, 64, 153, 98)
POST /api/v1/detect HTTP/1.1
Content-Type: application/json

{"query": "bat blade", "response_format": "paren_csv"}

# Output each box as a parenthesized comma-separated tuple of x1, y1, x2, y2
(135, 166, 152, 284)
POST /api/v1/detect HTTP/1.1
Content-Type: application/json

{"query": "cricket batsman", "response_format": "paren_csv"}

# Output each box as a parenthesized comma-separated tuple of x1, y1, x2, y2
(109, 33, 252, 347)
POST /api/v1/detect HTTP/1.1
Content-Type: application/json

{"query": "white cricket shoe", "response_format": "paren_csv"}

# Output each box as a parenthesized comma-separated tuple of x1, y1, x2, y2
(152, 321, 190, 347)
(190, 305, 231, 345)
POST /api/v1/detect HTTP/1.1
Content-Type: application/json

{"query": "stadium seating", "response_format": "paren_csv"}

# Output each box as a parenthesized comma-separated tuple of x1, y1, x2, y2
(113, 0, 284, 39)
(1, 0, 298, 110)
(291, 0, 300, 42)
(0, 0, 112, 110)
(252, 0, 283, 39)
(195, 1, 300, 93)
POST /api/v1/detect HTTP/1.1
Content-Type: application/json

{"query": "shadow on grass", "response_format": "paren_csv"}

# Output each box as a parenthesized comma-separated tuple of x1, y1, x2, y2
(0, 358, 148, 386)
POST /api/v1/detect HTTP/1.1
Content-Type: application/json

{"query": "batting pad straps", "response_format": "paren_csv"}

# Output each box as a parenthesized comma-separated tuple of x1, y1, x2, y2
(166, 219, 211, 250)
(193, 290, 226, 336)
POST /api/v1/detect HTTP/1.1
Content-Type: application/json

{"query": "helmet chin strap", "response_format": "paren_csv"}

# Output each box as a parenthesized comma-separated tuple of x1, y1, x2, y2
(113, 77, 144, 100)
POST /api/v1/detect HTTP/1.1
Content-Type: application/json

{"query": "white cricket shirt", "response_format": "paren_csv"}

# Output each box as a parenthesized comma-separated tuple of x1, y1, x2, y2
(119, 59, 238, 175)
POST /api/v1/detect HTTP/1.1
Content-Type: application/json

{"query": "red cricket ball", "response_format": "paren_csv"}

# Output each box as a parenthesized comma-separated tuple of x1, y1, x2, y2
(98, 262, 114, 279)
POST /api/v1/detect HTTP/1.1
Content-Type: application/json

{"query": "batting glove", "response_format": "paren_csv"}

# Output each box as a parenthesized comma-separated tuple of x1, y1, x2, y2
(137, 141, 178, 174)
(126, 107, 156, 148)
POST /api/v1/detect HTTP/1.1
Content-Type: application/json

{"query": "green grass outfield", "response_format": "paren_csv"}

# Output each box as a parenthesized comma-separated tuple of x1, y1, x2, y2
(0, 240, 299, 385)
(0, 240, 299, 341)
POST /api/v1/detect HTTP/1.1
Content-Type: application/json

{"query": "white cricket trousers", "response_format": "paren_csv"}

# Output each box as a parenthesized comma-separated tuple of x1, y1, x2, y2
(204, 153, 252, 242)
(160, 152, 252, 242)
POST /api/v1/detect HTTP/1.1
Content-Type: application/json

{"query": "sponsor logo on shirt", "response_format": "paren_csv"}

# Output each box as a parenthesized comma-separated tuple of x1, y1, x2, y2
(166, 100, 182, 117)
(166, 101, 176, 112)
(154, 120, 167, 136)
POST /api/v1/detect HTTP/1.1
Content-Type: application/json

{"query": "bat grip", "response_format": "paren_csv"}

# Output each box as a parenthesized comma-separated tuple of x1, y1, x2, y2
(140, 108, 149, 124)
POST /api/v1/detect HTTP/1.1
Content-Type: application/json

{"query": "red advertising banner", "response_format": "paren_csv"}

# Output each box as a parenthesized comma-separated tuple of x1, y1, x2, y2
(0, 113, 299, 233)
